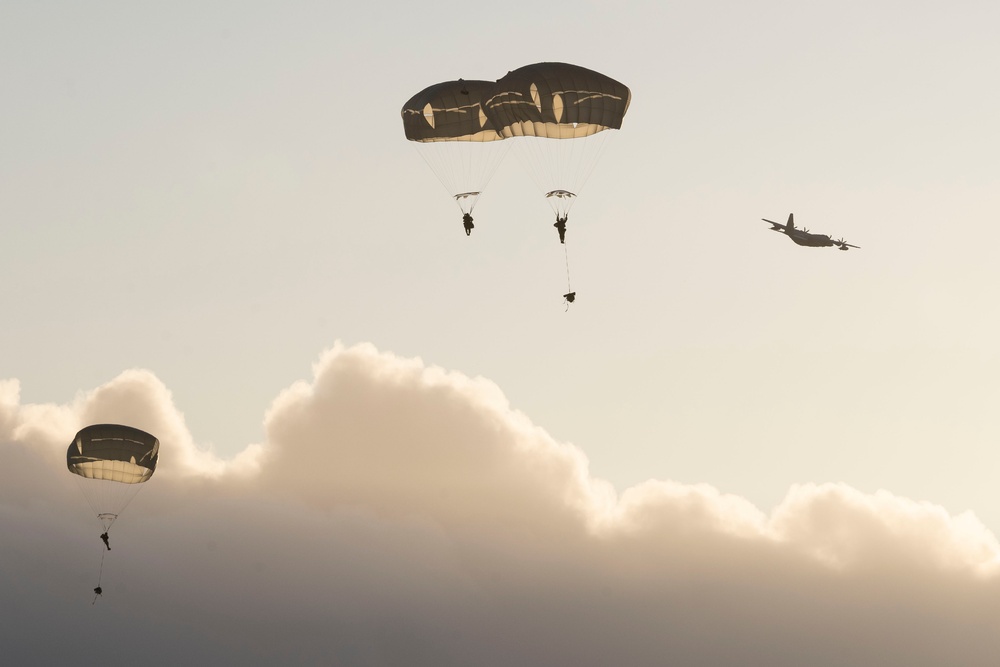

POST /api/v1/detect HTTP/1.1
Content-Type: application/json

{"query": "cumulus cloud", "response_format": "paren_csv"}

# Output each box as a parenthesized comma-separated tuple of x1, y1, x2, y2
(2, 342, 999, 666)
(0, 369, 264, 479)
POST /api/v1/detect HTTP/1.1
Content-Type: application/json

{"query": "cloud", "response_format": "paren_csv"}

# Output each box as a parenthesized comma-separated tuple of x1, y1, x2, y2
(2, 342, 999, 666)
(0, 369, 264, 479)
(260, 343, 609, 540)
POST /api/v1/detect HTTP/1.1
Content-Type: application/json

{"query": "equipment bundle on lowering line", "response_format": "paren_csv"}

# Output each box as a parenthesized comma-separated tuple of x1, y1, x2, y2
(562, 239, 576, 310)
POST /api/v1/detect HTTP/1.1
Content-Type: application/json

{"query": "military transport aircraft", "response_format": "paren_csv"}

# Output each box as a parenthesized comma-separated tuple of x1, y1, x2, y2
(762, 214, 860, 251)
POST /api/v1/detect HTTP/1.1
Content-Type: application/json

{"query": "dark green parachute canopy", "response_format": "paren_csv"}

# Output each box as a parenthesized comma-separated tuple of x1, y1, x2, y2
(67, 424, 159, 485)
(401, 79, 504, 143)
(402, 79, 511, 224)
(483, 62, 631, 139)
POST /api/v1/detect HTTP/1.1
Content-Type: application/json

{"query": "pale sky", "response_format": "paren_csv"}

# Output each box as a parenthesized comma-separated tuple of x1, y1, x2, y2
(3, 1, 1000, 664)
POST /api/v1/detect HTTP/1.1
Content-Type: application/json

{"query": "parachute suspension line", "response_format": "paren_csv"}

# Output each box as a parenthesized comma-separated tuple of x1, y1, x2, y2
(574, 130, 614, 199)
(512, 131, 614, 224)
(411, 140, 510, 219)
(74, 473, 146, 533)
(413, 144, 459, 209)
(113, 482, 147, 527)
(73, 475, 101, 528)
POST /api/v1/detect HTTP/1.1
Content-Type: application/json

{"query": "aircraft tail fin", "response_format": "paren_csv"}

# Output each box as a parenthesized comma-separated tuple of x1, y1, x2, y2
(787, 213, 794, 229)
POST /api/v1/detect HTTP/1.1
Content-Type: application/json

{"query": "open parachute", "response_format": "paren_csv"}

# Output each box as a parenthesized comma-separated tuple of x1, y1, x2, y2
(401, 79, 510, 235)
(484, 62, 630, 304)
(483, 62, 630, 225)
(67, 424, 159, 532)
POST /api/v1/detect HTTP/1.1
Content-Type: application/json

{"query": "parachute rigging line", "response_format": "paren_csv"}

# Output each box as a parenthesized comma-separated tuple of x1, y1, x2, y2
(74, 471, 148, 532)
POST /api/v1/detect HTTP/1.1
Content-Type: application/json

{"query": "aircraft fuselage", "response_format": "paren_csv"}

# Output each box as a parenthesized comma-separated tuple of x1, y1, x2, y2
(780, 229, 837, 247)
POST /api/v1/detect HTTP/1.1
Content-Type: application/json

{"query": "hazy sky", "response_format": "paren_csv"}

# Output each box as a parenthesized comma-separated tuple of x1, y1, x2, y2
(3, 1, 1000, 663)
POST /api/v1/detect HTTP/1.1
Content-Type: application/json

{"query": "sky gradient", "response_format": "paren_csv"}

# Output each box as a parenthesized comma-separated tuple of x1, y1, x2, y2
(3, 1, 1000, 663)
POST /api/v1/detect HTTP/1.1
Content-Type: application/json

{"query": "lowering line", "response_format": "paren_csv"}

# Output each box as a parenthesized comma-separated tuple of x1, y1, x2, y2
(92, 546, 106, 605)
(562, 244, 576, 311)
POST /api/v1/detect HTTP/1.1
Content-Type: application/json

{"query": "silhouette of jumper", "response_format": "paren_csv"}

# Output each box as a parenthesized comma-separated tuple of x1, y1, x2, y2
(554, 216, 567, 244)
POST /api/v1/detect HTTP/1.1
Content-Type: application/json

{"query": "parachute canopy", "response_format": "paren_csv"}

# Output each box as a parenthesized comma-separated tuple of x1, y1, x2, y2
(67, 424, 159, 484)
(402, 79, 504, 143)
(67, 424, 159, 531)
(402, 79, 510, 224)
(483, 62, 631, 139)
(481, 63, 632, 221)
